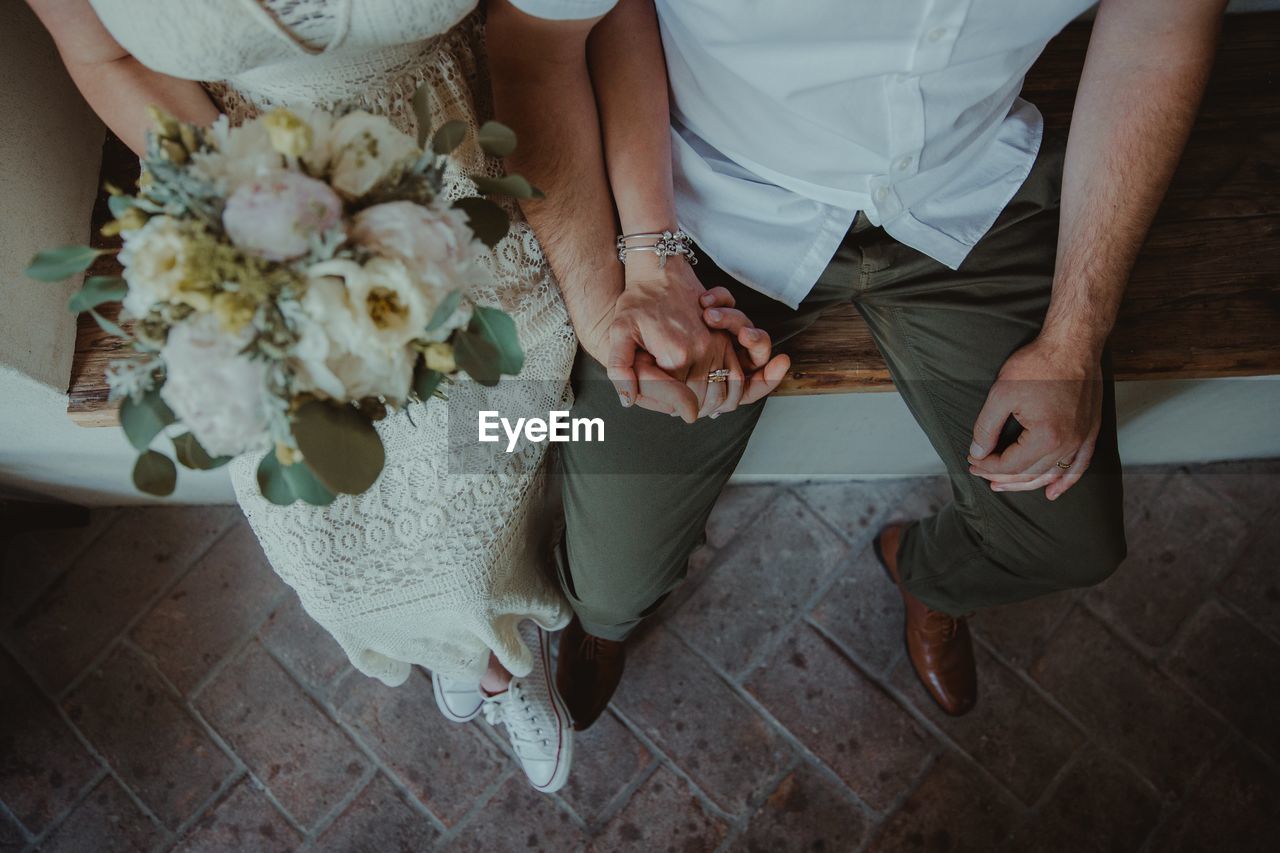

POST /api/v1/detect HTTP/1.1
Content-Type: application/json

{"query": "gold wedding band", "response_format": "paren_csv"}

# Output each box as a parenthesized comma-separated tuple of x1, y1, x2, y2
(1055, 459, 1073, 470)
(708, 369, 731, 384)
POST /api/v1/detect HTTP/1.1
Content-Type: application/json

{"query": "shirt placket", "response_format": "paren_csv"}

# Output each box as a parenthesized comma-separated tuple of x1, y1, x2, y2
(872, 0, 971, 224)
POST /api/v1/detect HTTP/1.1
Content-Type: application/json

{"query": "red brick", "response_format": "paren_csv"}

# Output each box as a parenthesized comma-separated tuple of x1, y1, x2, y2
(613, 628, 793, 814)
(5, 507, 236, 692)
(1029, 608, 1227, 793)
(38, 776, 163, 853)
(0, 653, 100, 834)
(175, 778, 300, 853)
(671, 493, 849, 676)
(745, 625, 935, 811)
(257, 595, 349, 693)
(333, 668, 505, 827)
(795, 477, 930, 549)
(889, 645, 1082, 804)
(558, 711, 652, 827)
(731, 763, 870, 852)
(809, 547, 904, 675)
(1147, 743, 1280, 853)
(133, 522, 285, 694)
(867, 753, 1023, 852)
(62, 645, 234, 831)
(313, 774, 438, 852)
(593, 767, 727, 853)
(1, 509, 119, 625)
(196, 642, 366, 829)
(450, 774, 588, 852)
(705, 485, 781, 550)
(970, 590, 1077, 672)
(1219, 511, 1280, 641)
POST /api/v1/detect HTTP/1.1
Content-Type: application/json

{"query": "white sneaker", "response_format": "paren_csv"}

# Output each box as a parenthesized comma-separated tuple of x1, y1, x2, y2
(432, 672, 484, 723)
(482, 622, 574, 793)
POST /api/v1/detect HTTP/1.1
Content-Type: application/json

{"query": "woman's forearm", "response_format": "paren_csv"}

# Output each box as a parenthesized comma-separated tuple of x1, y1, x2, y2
(28, 0, 217, 157)
(487, 1, 623, 354)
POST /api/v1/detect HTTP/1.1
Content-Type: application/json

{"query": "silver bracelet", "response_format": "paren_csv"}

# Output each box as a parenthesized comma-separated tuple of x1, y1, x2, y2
(616, 229, 698, 268)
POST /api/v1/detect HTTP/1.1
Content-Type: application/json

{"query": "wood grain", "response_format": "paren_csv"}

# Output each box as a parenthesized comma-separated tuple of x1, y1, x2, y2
(67, 14, 1280, 421)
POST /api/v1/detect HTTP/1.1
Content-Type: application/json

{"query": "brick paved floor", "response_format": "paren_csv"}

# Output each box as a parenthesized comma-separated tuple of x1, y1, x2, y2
(2, 460, 1278, 852)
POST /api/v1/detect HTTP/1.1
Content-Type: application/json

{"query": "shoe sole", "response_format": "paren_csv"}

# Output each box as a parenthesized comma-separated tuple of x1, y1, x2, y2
(529, 626, 574, 794)
(432, 673, 482, 724)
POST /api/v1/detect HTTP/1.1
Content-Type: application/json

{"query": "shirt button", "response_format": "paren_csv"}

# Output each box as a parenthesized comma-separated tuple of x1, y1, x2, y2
(895, 155, 914, 172)
(927, 27, 948, 43)
(873, 187, 890, 204)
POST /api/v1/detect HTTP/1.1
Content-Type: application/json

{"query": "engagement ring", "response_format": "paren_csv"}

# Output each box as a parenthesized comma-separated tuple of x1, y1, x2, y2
(708, 369, 731, 383)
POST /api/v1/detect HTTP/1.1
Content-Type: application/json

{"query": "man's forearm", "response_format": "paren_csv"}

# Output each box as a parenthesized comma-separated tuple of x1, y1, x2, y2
(486, 2, 622, 352)
(1043, 0, 1226, 356)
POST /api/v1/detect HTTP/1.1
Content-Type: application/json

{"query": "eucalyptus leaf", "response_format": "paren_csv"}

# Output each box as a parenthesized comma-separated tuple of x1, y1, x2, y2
(291, 400, 386, 495)
(453, 329, 501, 386)
(469, 306, 524, 376)
(120, 386, 174, 451)
(452, 197, 510, 248)
(256, 450, 296, 506)
(431, 119, 468, 155)
(425, 289, 463, 333)
(472, 174, 544, 200)
(476, 121, 517, 157)
(26, 245, 104, 282)
(172, 432, 230, 470)
(89, 309, 129, 339)
(68, 276, 127, 314)
(133, 450, 177, 496)
(413, 364, 444, 401)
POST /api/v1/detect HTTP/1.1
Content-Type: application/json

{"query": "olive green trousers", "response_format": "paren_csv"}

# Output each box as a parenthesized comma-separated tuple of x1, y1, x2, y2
(555, 137, 1126, 640)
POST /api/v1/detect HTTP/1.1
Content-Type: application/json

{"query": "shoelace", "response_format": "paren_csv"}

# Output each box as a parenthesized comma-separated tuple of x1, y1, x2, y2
(482, 683, 552, 760)
(922, 609, 959, 642)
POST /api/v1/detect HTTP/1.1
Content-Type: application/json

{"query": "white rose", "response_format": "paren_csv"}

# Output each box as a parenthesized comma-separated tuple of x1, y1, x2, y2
(322, 111, 420, 199)
(309, 257, 436, 350)
(159, 313, 273, 457)
(190, 115, 282, 193)
(293, 268, 414, 403)
(221, 170, 343, 261)
(119, 216, 206, 317)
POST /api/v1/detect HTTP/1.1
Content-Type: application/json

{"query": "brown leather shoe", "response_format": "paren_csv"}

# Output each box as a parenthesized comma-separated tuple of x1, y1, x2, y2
(555, 616, 625, 731)
(874, 524, 977, 717)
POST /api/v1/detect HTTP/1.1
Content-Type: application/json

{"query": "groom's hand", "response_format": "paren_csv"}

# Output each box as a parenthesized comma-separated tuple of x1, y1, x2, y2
(967, 336, 1104, 501)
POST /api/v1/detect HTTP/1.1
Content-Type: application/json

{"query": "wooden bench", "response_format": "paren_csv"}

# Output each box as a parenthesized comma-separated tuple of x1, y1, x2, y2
(67, 14, 1280, 425)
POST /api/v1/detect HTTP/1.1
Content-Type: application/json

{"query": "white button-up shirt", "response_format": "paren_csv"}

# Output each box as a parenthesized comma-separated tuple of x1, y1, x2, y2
(511, 0, 1096, 307)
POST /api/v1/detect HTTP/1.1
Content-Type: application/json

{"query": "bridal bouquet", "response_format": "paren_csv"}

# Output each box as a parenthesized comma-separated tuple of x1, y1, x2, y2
(27, 104, 536, 504)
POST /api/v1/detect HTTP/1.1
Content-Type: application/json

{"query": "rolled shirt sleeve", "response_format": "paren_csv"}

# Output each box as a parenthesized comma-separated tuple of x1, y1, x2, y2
(506, 0, 619, 20)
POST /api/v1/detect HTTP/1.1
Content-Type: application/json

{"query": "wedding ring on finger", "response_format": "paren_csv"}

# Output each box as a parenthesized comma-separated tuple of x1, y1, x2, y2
(1055, 459, 1073, 470)
(707, 369, 731, 384)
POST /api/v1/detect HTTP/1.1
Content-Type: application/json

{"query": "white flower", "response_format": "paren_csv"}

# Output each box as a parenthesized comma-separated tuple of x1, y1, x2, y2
(321, 111, 420, 199)
(119, 216, 208, 317)
(310, 257, 438, 350)
(292, 268, 414, 403)
(159, 314, 273, 457)
(190, 115, 283, 193)
(222, 170, 343, 261)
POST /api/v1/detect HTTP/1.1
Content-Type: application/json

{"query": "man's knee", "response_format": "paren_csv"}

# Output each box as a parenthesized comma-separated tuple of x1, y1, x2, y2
(1003, 509, 1127, 591)
(556, 537, 692, 640)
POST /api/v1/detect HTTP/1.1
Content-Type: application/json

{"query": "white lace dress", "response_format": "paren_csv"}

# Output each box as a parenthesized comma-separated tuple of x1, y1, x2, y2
(89, 0, 577, 684)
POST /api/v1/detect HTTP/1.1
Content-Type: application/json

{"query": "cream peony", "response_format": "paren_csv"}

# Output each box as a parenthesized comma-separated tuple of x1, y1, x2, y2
(190, 115, 282, 192)
(308, 257, 440, 350)
(119, 216, 210, 317)
(322, 111, 420, 199)
(159, 314, 272, 457)
(222, 170, 343, 261)
(292, 269, 414, 403)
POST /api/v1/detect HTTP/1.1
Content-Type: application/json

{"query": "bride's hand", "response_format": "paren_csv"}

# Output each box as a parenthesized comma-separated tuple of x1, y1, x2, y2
(698, 287, 791, 416)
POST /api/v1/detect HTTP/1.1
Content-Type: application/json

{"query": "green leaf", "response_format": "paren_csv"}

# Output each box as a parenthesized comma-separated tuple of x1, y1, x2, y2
(88, 309, 129, 339)
(412, 363, 445, 401)
(453, 329, 502, 386)
(431, 119, 468, 155)
(68, 276, 127, 314)
(26, 245, 104, 282)
(256, 450, 296, 505)
(172, 432, 230, 470)
(476, 121, 517, 157)
(425, 289, 464, 333)
(283, 459, 338, 506)
(472, 174, 544, 200)
(119, 386, 174, 451)
(291, 400, 386, 495)
(468, 306, 524, 376)
(133, 450, 177, 496)
(451, 197, 510, 248)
